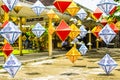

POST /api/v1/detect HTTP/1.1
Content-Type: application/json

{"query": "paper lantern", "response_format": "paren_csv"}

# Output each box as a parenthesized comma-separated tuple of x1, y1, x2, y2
(2, 0, 19, 11)
(109, 23, 119, 34)
(32, 23, 46, 38)
(97, 0, 117, 15)
(66, 1, 80, 16)
(93, 8, 103, 20)
(2, 43, 13, 57)
(92, 25, 102, 38)
(69, 24, 80, 40)
(47, 9, 56, 19)
(31, 0, 45, 16)
(77, 8, 87, 20)
(79, 43, 88, 55)
(98, 54, 117, 74)
(3, 54, 21, 77)
(109, 6, 117, 15)
(101, 18, 107, 26)
(99, 24, 116, 45)
(53, 0, 72, 13)
(79, 25, 87, 38)
(66, 44, 81, 63)
(0, 21, 22, 44)
(1, 5, 9, 13)
(56, 19, 71, 41)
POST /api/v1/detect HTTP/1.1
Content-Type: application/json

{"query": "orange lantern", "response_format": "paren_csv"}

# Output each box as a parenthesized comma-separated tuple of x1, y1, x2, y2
(92, 26, 102, 38)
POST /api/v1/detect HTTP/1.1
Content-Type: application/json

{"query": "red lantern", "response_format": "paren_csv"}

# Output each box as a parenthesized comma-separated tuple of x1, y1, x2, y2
(93, 8, 103, 20)
(56, 19, 71, 41)
(1, 5, 9, 13)
(109, 6, 117, 15)
(2, 43, 13, 57)
(53, 0, 72, 13)
(109, 23, 119, 33)
(101, 19, 107, 26)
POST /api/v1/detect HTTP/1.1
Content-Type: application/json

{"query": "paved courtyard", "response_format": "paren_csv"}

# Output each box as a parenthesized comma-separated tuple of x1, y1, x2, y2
(0, 48, 120, 80)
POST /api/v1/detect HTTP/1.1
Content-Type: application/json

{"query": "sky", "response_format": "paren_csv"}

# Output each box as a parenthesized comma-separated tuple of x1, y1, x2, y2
(73, 0, 102, 11)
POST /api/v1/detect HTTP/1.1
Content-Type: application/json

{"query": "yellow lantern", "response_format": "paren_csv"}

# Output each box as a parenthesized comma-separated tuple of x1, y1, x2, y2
(69, 24, 80, 40)
(67, 1, 80, 16)
(66, 44, 81, 63)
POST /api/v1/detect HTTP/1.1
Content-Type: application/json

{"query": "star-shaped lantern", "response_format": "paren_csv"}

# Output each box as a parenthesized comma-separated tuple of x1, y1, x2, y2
(93, 8, 103, 20)
(32, 23, 46, 38)
(53, 0, 72, 13)
(31, 0, 45, 16)
(77, 8, 87, 20)
(66, 1, 80, 16)
(69, 24, 80, 40)
(92, 25, 102, 38)
(79, 43, 88, 56)
(99, 24, 116, 45)
(0, 21, 22, 44)
(79, 25, 87, 38)
(97, 0, 117, 15)
(66, 44, 81, 63)
(3, 54, 21, 77)
(56, 19, 71, 41)
(2, 0, 19, 11)
(2, 43, 13, 57)
(98, 54, 117, 74)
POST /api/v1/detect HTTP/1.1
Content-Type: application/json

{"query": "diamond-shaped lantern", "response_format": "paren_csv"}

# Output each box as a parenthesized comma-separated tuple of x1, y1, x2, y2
(56, 19, 71, 41)
(1, 4, 9, 13)
(109, 23, 119, 34)
(66, 44, 81, 63)
(79, 25, 87, 38)
(93, 8, 103, 20)
(69, 24, 80, 40)
(92, 25, 102, 38)
(31, 0, 45, 16)
(3, 54, 21, 77)
(99, 24, 116, 45)
(0, 21, 22, 44)
(53, 0, 72, 13)
(98, 54, 117, 74)
(66, 1, 80, 16)
(2, 43, 13, 57)
(101, 18, 107, 26)
(2, 0, 19, 11)
(32, 23, 46, 38)
(79, 43, 88, 55)
(77, 8, 87, 20)
(97, 0, 117, 15)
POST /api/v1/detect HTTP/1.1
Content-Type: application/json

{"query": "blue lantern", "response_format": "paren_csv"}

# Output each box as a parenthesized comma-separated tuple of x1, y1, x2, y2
(31, 0, 45, 16)
(2, 0, 19, 11)
(97, 0, 117, 15)
(3, 54, 21, 78)
(77, 8, 87, 20)
(98, 54, 117, 74)
(0, 21, 22, 44)
(32, 23, 46, 38)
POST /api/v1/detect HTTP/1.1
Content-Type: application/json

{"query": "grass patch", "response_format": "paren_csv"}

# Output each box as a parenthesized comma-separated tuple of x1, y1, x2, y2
(0, 49, 37, 56)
